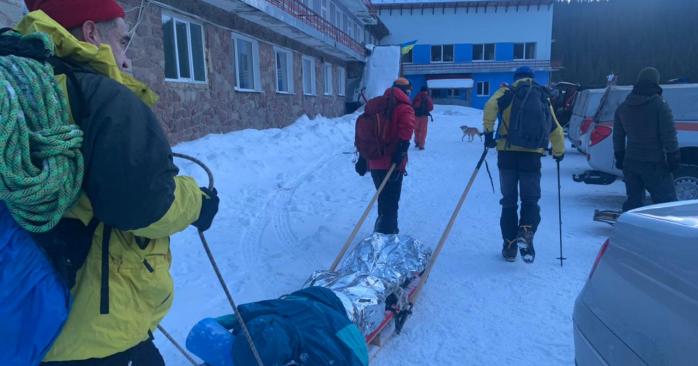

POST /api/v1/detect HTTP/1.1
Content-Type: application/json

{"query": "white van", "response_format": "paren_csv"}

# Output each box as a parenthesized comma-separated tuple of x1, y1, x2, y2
(575, 84, 698, 201)
(567, 88, 604, 153)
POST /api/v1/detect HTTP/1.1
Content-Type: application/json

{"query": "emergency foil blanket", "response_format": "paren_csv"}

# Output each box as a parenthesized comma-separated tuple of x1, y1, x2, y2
(305, 233, 431, 336)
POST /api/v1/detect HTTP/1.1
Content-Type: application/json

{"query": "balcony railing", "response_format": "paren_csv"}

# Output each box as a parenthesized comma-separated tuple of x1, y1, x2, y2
(402, 60, 554, 75)
(265, 0, 366, 56)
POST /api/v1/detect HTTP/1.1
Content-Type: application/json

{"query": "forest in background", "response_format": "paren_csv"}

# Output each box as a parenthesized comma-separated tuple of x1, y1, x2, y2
(552, 0, 698, 86)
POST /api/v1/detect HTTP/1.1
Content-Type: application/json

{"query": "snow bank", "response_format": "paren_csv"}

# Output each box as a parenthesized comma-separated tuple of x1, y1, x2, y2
(363, 46, 401, 99)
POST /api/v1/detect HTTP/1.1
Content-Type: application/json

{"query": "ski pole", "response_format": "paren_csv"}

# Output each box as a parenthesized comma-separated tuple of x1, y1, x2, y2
(412, 148, 489, 301)
(173, 153, 265, 366)
(157, 325, 198, 366)
(556, 159, 566, 267)
(330, 163, 397, 271)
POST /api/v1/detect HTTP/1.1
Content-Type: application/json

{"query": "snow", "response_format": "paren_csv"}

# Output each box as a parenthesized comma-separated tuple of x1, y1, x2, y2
(159, 105, 627, 365)
(363, 46, 401, 99)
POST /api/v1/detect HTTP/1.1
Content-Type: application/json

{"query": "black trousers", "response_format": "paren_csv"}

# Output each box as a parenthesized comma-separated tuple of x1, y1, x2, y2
(41, 337, 165, 366)
(371, 169, 404, 234)
(497, 151, 542, 241)
(622, 159, 677, 212)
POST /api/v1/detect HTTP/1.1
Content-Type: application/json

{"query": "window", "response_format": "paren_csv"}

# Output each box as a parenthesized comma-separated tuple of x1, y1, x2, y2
(514, 42, 537, 60)
(330, 3, 337, 26)
(431, 44, 454, 63)
(337, 66, 346, 96)
(233, 34, 261, 91)
(402, 48, 413, 64)
(302, 56, 317, 95)
(323, 63, 333, 95)
(354, 23, 361, 41)
(275, 48, 294, 93)
(321, 0, 328, 19)
(477, 81, 490, 96)
(162, 15, 206, 82)
(473, 43, 496, 61)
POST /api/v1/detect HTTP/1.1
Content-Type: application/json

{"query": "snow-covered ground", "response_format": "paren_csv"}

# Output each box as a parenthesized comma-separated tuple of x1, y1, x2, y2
(159, 105, 626, 365)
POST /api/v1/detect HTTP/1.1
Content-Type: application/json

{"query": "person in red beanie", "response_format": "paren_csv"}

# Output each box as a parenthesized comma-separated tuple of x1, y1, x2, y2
(16, 1, 219, 365)
(25, 0, 132, 71)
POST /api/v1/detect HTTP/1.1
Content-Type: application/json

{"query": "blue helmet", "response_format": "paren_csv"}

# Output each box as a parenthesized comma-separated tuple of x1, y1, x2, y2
(514, 66, 535, 80)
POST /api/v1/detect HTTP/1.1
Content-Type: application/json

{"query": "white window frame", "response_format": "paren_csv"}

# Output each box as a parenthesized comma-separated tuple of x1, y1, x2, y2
(302, 55, 317, 96)
(477, 81, 490, 96)
(337, 66, 346, 96)
(473, 43, 496, 62)
(320, 0, 329, 19)
(274, 47, 294, 94)
(323, 63, 333, 96)
(162, 13, 207, 83)
(233, 33, 262, 92)
(513, 42, 537, 60)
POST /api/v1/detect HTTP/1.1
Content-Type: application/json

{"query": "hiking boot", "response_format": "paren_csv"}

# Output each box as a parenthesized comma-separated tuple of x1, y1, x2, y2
(516, 226, 536, 263)
(501, 239, 518, 262)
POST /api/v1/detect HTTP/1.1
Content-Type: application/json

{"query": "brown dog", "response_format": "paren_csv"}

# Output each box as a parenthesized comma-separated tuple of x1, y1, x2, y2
(460, 125, 482, 142)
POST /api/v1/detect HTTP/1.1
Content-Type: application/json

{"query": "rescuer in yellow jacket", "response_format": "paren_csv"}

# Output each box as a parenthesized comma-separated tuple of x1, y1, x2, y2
(17, 1, 220, 364)
(482, 66, 564, 264)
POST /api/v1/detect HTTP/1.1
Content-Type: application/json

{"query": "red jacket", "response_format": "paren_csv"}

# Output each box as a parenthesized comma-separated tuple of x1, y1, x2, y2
(412, 91, 434, 117)
(367, 87, 416, 171)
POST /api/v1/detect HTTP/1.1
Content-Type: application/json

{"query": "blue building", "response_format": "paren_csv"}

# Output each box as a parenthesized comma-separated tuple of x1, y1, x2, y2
(375, 0, 554, 109)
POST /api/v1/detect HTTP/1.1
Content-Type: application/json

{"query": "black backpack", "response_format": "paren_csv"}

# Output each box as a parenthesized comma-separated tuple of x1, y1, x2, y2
(498, 81, 553, 149)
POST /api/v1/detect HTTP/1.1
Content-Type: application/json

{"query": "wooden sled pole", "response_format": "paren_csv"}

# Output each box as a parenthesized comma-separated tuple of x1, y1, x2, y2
(411, 149, 489, 301)
(330, 163, 397, 271)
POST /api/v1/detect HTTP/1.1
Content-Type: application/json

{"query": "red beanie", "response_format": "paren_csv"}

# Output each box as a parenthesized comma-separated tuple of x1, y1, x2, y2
(25, 0, 126, 30)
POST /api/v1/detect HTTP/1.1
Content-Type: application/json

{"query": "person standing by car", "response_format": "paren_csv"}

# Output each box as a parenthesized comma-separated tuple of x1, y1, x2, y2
(613, 67, 680, 212)
(412, 86, 434, 150)
(482, 66, 565, 263)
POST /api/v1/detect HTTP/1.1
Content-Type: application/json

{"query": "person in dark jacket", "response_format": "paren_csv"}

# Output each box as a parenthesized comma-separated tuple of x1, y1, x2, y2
(614, 67, 680, 212)
(355, 78, 416, 234)
(19, 1, 219, 364)
(187, 287, 369, 366)
(412, 85, 434, 150)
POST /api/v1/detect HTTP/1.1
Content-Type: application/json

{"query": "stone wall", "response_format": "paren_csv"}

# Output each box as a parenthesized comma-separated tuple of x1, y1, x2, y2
(120, 0, 348, 143)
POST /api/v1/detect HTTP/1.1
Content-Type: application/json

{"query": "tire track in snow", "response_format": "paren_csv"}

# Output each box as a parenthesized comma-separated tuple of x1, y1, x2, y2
(236, 154, 338, 293)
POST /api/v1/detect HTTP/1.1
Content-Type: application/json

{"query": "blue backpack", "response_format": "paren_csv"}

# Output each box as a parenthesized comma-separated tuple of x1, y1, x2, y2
(0, 204, 70, 366)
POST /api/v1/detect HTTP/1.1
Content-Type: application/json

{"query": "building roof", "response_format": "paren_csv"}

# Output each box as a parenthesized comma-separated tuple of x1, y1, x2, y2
(373, 0, 553, 9)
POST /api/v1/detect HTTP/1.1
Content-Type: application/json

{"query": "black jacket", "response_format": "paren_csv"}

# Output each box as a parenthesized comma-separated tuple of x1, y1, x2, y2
(613, 82, 679, 163)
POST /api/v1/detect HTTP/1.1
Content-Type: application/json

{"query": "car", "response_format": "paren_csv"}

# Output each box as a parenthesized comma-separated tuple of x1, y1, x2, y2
(583, 84, 698, 200)
(573, 199, 698, 366)
(567, 88, 604, 153)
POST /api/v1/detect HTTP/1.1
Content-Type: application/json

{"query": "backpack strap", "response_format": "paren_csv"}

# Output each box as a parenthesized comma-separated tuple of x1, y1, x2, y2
(48, 57, 89, 127)
(100, 224, 112, 315)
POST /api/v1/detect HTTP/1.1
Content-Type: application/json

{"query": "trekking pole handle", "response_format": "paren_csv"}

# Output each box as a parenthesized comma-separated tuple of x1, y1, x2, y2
(173, 152, 214, 190)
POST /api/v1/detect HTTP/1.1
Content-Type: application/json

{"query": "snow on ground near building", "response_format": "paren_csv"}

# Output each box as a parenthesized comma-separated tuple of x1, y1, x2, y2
(159, 105, 626, 365)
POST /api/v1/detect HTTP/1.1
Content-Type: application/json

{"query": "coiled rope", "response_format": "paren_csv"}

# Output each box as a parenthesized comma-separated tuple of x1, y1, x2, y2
(0, 31, 83, 233)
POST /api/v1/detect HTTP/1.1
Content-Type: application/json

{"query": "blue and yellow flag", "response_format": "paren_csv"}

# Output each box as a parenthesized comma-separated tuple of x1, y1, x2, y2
(400, 40, 417, 55)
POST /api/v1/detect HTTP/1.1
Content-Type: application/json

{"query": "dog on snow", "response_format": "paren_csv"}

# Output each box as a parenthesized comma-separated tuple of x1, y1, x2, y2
(460, 125, 482, 142)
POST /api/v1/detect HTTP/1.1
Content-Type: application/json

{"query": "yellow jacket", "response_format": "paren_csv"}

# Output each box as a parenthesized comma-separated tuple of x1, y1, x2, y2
(17, 12, 203, 361)
(482, 78, 565, 157)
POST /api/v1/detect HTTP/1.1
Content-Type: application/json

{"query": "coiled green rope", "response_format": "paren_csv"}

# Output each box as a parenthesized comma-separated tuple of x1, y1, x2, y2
(0, 31, 83, 233)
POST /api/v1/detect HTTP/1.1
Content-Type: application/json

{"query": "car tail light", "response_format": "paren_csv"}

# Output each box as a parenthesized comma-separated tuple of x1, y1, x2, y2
(589, 239, 610, 280)
(589, 125, 612, 147)
(580, 117, 593, 134)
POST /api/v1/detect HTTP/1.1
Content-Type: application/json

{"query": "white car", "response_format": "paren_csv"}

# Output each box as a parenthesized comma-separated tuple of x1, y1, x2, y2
(580, 84, 698, 200)
(567, 88, 604, 153)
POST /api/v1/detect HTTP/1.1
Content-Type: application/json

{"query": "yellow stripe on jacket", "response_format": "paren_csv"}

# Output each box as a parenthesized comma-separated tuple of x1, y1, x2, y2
(482, 78, 565, 157)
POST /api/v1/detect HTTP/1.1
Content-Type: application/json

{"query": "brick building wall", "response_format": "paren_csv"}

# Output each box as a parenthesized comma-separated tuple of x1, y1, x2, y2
(120, 0, 348, 143)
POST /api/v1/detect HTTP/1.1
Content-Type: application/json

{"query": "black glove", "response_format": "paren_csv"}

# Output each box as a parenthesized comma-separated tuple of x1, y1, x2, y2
(666, 150, 681, 172)
(193, 187, 220, 232)
(484, 132, 497, 149)
(614, 151, 625, 170)
(355, 156, 367, 176)
(392, 140, 410, 166)
(554, 154, 564, 162)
